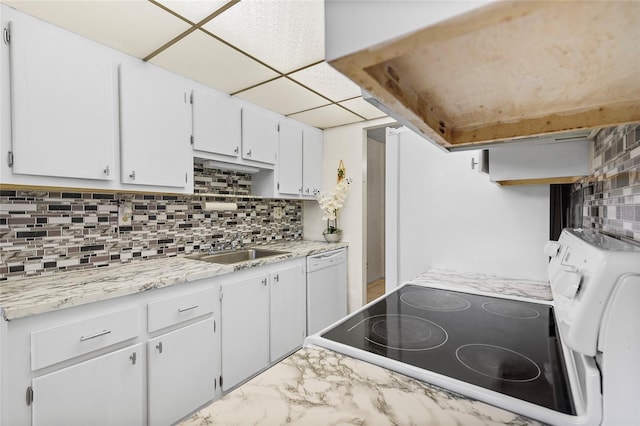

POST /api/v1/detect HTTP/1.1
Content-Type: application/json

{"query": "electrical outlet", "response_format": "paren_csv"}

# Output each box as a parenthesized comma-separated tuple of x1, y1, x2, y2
(118, 202, 133, 226)
(273, 207, 284, 220)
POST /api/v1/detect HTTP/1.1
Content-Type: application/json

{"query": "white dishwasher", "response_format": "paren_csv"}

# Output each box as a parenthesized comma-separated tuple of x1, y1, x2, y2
(306, 248, 348, 335)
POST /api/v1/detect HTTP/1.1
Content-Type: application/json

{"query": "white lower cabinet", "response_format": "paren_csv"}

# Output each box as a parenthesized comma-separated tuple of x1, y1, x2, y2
(148, 318, 218, 426)
(269, 263, 306, 362)
(220, 273, 270, 392)
(31, 343, 144, 426)
(220, 260, 306, 391)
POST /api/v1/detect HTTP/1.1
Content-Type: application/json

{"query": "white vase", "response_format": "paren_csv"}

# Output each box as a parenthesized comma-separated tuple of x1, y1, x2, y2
(323, 231, 342, 243)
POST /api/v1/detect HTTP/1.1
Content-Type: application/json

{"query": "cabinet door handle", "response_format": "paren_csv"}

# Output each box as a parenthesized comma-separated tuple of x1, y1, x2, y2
(246, 149, 252, 157)
(130, 352, 137, 365)
(103, 165, 110, 176)
(234, 146, 239, 154)
(156, 342, 163, 354)
(178, 304, 198, 313)
(80, 329, 111, 342)
(129, 171, 136, 180)
(261, 278, 267, 286)
(305, 188, 310, 194)
(274, 274, 279, 282)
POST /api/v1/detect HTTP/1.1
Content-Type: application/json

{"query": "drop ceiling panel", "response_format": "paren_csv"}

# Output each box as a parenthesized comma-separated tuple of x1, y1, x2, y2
(150, 29, 278, 94)
(3, 0, 190, 58)
(289, 62, 362, 102)
(339, 97, 387, 120)
(289, 105, 362, 129)
(203, 0, 324, 73)
(236, 78, 329, 116)
(155, 0, 231, 24)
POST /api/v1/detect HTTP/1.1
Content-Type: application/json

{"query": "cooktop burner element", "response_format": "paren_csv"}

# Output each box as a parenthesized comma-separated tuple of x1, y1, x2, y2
(320, 285, 575, 416)
(481, 301, 540, 319)
(455, 344, 541, 382)
(400, 288, 471, 311)
(365, 314, 448, 351)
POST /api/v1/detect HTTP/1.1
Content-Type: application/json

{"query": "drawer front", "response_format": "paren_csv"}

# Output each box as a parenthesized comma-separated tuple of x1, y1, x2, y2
(31, 306, 140, 371)
(147, 288, 216, 332)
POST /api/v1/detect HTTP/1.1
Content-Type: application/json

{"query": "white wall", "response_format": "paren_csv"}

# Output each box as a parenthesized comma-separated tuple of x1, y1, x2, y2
(366, 137, 385, 283)
(386, 128, 550, 286)
(303, 117, 395, 313)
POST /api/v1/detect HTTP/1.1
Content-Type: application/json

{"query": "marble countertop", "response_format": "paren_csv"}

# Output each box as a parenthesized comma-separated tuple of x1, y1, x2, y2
(407, 268, 552, 301)
(181, 346, 541, 426)
(0, 240, 348, 320)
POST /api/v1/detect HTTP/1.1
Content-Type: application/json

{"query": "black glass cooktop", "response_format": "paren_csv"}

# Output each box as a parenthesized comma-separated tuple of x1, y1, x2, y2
(321, 285, 575, 414)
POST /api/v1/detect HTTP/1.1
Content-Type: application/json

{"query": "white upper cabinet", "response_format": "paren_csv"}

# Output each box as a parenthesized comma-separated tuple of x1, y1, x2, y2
(277, 119, 303, 196)
(488, 138, 591, 185)
(252, 119, 323, 199)
(120, 62, 191, 190)
(8, 16, 116, 180)
(302, 126, 323, 197)
(191, 89, 241, 158)
(241, 106, 278, 165)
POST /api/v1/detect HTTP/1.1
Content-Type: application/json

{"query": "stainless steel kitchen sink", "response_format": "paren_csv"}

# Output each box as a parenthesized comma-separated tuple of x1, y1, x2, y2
(186, 248, 289, 264)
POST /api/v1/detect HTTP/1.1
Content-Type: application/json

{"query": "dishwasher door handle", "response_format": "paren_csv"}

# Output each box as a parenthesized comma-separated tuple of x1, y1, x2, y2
(312, 251, 344, 261)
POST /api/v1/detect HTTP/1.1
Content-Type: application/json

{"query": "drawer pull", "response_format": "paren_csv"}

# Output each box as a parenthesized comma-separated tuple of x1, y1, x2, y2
(156, 342, 163, 354)
(178, 304, 198, 313)
(80, 329, 111, 342)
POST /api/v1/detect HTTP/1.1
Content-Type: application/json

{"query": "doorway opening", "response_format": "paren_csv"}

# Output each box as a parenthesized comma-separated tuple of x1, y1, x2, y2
(364, 125, 399, 303)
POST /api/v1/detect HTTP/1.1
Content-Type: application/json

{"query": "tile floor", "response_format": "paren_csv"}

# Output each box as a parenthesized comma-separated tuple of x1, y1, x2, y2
(366, 278, 385, 303)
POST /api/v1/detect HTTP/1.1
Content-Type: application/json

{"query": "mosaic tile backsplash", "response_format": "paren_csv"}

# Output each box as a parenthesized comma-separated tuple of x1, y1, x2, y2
(0, 166, 302, 280)
(573, 124, 640, 242)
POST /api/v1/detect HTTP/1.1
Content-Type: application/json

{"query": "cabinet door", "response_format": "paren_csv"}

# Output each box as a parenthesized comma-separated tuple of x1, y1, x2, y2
(241, 107, 278, 164)
(302, 126, 323, 196)
(9, 18, 116, 180)
(278, 120, 303, 195)
(31, 343, 143, 426)
(148, 318, 218, 426)
(120, 62, 190, 188)
(270, 264, 306, 361)
(220, 274, 269, 391)
(192, 90, 241, 158)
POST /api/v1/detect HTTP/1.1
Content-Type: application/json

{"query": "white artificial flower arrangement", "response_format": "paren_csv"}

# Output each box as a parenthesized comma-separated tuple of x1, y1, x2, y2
(317, 179, 350, 235)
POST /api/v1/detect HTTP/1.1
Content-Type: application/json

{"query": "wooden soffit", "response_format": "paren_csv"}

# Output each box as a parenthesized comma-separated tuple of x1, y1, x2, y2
(330, 0, 640, 151)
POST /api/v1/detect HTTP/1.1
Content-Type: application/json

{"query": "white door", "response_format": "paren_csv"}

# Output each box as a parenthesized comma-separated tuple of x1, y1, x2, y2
(192, 90, 241, 158)
(31, 344, 143, 426)
(269, 264, 306, 361)
(8, 18, 116, 180)
(302, 126, 323, 196)
(220, 274, 269, 391)
(120, 62, 190, 188)
(148, 318, 217, 426)
(278, 120, 303, 195)
(241, 107, 278, 164)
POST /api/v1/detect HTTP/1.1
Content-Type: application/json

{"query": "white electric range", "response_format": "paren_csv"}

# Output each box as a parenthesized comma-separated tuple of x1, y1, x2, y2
(306, 229, 640, 425)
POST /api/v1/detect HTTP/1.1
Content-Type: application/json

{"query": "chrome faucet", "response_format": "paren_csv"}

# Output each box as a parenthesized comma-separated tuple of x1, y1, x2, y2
(229, 232, 244, 250)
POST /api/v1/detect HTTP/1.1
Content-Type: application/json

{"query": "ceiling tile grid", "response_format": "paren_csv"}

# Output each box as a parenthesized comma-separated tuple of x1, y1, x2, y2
(1, 0, 387, 129)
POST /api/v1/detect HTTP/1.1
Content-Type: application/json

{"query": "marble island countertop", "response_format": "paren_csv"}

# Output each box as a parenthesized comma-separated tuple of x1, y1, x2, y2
(0, 240, 348, 320)
(408, 268, 552, 301)
(181, 346, 541, 426)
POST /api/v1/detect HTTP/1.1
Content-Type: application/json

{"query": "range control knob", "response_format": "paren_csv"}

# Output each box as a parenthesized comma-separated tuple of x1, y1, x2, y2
(555, 267, 582, 299)
(544, 241, 561, 257)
